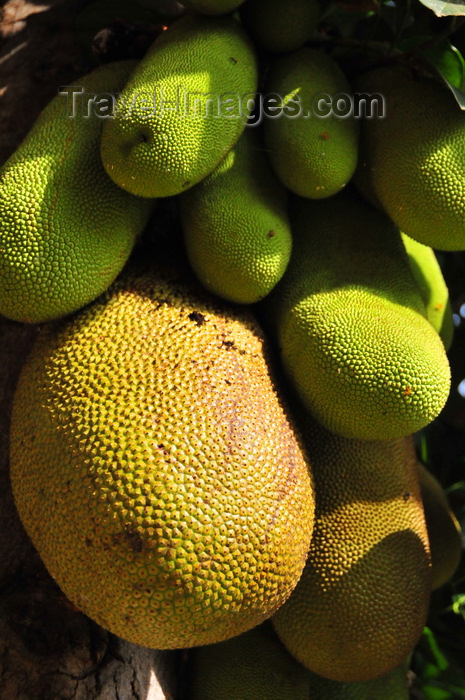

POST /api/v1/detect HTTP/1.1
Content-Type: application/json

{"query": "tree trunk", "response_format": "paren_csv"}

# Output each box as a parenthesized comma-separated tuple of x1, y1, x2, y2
(0, 2, 178, 697)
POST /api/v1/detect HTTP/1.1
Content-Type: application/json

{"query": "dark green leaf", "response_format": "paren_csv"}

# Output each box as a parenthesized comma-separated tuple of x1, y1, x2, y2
(406, 39, 465, 106)
(420, 40, 465, 87)
(421, 627, 450, 673)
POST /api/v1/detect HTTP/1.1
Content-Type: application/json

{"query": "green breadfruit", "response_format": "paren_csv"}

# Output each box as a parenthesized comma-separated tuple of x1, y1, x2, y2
(190, 622, 310, 699)
(272, 411, 431, 682)
(402, 232, 454, 351)
(260, 189, 451, 441)
(263, 48, 359, 199)
(0, 61, 154, 323)
(304, 658, 411, 699)
(355, 65, 465, 250)
(191, 621, 411, 698)
(180, 127, 292, 304)
(101, 14, 258, 198)
(419, 463, 463, 590)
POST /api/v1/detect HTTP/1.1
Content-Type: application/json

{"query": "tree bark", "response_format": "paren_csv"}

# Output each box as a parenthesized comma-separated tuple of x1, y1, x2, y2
(0, 2, 178, 698)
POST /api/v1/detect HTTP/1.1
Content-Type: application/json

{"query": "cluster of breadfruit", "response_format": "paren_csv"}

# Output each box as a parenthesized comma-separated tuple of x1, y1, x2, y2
(1, 0, 464, 696)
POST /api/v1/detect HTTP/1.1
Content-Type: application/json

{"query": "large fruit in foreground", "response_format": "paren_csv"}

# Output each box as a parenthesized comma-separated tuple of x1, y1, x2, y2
(10, 261, 314, 649)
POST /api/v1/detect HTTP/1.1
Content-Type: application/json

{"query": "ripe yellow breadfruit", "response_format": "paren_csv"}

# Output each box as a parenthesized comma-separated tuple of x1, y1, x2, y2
(10, 261, 314, 650)
(0, 61, 154, 324)
(180, 0, 246, 14)
(101, 15, 258, 198)
(263, 48, 359, 199)
(402, 232, 454, 351)
(191, 622, 411, 699)
(261, 190, 451, 441)
(272, 414, 431, 682)
(419, 463, 462, 590)
(240, 0, 319, 54)
(355, 65, 465, 250)
(180, 127, 292, 304)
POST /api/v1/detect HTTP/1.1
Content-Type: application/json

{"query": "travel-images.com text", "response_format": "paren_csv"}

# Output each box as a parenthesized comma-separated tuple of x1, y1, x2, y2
(58, 85, 386, 123)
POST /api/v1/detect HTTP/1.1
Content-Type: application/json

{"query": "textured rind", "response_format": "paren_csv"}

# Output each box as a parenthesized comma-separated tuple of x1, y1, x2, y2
(263, 48, 359, 199)
(190, 622, 310, 699)
(262, 191, 451, 441)
(10, 262, 314, 650)
(180, 128, 292, 304)
(401, 232, 454, 351)
(101, 15, 258, 198)
(419, 463, 463, 590)
(180, 0, 246, 14)
(282, 292, 450, 439)
(355, 65, 465, 251)
(303, 659, 411, 700)
(0, 61, 154, 324)
(191, 623, 410, 699)
(272, 417, 431, 682)
(240, 0, 320, 54)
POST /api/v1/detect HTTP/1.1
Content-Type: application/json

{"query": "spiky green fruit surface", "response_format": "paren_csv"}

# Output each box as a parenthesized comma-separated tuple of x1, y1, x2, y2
(191, 621, 411, 698)
(355, 65, 465, 250)
(191, 622, 310, 699)
(180, 127, 292, 304)
(263, 48, 358, 199)
(0, 61, 153, 323)
(272, 414, 431, 682)
(101, 15, 258, 198)
(261, 190, 451, 440)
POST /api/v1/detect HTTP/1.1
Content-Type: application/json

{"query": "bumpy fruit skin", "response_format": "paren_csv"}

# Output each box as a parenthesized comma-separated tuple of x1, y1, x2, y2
(10, 261, 314, 650)
(402, 232, 454, 351)
(180, 128, 292, 304)
(263, 48, 359, 199)
(180, 0, 246, 14)
(191, 622, 311, 699)
(261, 190, 451, 441)
(240, 0, 319, 54)
(303, 659, 411, 699)
(191, 622, 411, 699)
(419, 463, 463, 590)
(355, 65, 465, 251)
(272, 414, 431, 682)
(0, 61, 154, 323)
(101, 15, 258, 198)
